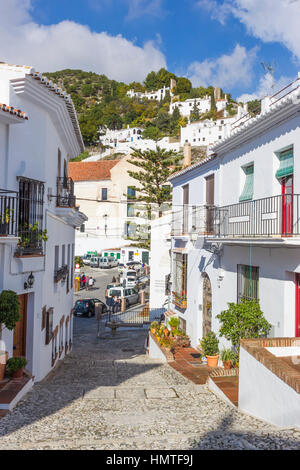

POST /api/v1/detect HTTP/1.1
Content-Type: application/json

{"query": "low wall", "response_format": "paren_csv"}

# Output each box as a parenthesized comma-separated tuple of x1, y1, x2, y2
(148, 332, 173, 362)
(239, 339, 300, 429)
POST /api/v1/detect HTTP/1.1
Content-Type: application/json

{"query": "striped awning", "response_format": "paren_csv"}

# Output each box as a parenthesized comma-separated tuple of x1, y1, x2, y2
(276, 148, 294, 179)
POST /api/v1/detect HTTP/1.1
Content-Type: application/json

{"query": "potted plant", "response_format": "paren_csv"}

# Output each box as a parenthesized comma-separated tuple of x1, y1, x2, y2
(6, 356, 27, 379)
(220, 348, 236, 370)
(201, 331, 219, 367)
(150, 321, 158, 335)
(168, 317, 179, 331)
(0, 290, 21, 380)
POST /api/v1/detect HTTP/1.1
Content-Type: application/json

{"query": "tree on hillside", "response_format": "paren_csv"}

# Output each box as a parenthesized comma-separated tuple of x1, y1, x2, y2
(190, 100, 200, 122)
(127, 146, 182, 217)
(144, 71, 158, 91)
(174, 77, 192, 95)
(142, 126, 163, 142)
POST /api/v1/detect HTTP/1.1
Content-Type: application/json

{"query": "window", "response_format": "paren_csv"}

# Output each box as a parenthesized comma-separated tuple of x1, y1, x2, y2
(80, 224, 85, 232)
(276, 147, 293, 179)
(54, 246, 59, 272)
(127, 203, 135, 217)
(46, 308, 54, 345)
(127, 186, 136, 199)
(237, 265, 259, 303)
(41, 306, 47, 330)
(173, 253, 187, 309)
(101, 188, 108, 200)
(240, 164, 254, 202)
(18, 177, 45, 255)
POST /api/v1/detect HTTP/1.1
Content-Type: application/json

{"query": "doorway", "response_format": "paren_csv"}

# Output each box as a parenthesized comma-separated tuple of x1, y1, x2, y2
(205, 174, 215, 233)
(13, 294, 28, 357)
(202, 273, 212, 337)
(281, 175, 293, 236)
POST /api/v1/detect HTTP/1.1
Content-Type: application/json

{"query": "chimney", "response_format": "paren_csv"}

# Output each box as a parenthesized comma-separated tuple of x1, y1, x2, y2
(183, 142, 191, 167)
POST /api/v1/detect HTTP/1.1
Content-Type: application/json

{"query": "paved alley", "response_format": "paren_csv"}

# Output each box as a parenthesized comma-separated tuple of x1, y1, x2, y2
(0, 317, 299, 450)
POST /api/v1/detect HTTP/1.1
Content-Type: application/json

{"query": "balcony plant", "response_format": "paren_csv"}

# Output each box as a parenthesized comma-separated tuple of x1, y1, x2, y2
(6, 356, 27, 379)
(201, 331, 219, 367)
(150, 321, 159, 335)
(168, 316, 179, 331)
(0, 208, 14, 236)
(17, 222, 48, 255)
(0, 290, 21, 380)
(220, 348, 236, 370)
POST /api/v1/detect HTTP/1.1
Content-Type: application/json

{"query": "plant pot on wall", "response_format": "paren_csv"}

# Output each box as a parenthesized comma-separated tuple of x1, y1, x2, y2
(206, 355, 219, 367)
(11, 368, 23, 379)
(223, 360, 232, 370)
(0, 351, 8, 381)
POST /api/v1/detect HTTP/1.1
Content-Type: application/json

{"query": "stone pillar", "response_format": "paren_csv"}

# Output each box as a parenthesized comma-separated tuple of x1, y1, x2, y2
(139, 290, 145, 305)
(183, 142, 191, 167)
(121, 297, 126, 312)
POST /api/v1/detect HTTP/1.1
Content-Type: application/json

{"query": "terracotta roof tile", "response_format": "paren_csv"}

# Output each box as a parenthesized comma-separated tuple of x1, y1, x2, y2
(0, 103, 28, 120)
(69, 161, 120, 181)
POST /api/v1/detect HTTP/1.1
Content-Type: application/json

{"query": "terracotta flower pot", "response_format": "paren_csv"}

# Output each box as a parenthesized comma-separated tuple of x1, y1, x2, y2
(206, 355, 219, 367)
(223, 360, 232, 370)
(163, 328, 169, 337)
(11, 368, 23, 379)
(150, 328, 155, 334)
(0, 351, 8, 381)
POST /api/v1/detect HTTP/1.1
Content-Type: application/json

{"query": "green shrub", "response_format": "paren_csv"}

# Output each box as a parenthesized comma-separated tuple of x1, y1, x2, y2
(0, 290, 20, 331)
(216, 299, 271, 351)
(6, 356, 27, 372)
(201, 332, 219, 356)
(168, 317, 179, 329)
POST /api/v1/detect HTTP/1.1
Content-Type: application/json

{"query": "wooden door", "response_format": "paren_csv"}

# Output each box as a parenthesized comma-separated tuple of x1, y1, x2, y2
(202, 273, 212, 337)
(182, 184, 189, 233)
(205, 174, 215, 233)
(295, 274, 300, 337)
(281, 176, 293, 236)
(13, 294, 27, 357)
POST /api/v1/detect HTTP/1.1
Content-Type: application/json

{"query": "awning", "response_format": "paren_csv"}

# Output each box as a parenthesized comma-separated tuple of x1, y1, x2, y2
(276, 148, 294, 179)
(239, 164, 254, 202)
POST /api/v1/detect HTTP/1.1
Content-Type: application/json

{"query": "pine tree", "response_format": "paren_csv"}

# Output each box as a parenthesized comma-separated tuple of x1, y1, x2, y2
(190, 100, 200, 122)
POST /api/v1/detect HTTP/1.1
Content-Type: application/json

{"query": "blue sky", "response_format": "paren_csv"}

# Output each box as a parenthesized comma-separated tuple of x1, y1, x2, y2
(1, 0, 300, 101)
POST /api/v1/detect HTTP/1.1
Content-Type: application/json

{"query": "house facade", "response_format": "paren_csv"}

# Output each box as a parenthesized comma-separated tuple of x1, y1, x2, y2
(169, 75, 300, 349)
(69, 156, 151, 256)
(0, 63, 87, 382)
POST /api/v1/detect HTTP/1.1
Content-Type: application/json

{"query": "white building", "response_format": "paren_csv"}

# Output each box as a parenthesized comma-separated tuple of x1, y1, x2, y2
(0, 63, 87, 383)
(149, 213, 172, 311)
(69, 156, 152, 256)
(180, 106, 248, 149)
(168, 75, 300, 350)
(170, 96, 211, 117)
(99, 126, 143, 148)
(127, 85, 171, 101)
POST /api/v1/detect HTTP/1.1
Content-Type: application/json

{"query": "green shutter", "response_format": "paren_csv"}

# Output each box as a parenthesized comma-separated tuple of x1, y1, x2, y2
(104, 252, 108, 257)
(239, 165, 254, 202)
(117, 253, 120, 259)
(276, 149, 294, 179)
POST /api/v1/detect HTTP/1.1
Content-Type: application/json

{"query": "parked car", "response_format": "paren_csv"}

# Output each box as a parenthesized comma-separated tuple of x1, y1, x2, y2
(126, 261, 142, 272)
(106, 287, 139, 308)
(82, 254, 92, 265)
(90, 256, 100, 268)
(121, 276, 138, 288)
(73, 298, 107, 317)
(98, 257, 118, 269)
(118, 263, 126, 272)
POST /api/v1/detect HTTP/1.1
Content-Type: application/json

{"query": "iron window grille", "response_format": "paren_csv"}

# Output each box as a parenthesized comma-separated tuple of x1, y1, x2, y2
(17, 177, 45, 255)
(57, 177, 76, 208)
(237, 264, 259, 303)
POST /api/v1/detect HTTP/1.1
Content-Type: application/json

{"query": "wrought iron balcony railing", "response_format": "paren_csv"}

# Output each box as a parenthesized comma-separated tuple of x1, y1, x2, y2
(56, 177, 76, 208)
(171, 194, 300, 239)
(214, 194, 300, 238)
(0, 190, 18, 237)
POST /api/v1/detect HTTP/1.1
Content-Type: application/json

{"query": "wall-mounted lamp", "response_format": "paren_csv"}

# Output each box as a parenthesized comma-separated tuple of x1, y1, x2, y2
(24, 272, 35, 290)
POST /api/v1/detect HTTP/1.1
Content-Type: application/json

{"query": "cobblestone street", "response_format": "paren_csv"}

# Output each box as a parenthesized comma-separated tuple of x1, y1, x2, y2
(0, 311, 300, 449)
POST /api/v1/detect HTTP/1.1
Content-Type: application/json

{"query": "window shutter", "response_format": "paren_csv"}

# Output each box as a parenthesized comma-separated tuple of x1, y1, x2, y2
(276, 148, 294, 179)
(240, 165, 254, 202)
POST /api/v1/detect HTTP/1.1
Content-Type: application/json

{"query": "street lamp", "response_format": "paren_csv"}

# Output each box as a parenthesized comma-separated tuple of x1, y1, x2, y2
(103, 214, 108, 237)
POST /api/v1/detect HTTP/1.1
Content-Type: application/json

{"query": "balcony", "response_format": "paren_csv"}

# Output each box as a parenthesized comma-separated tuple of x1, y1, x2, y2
(54, 265, 69, 283)
(0, 190, 18, 238)
(171, 195, 300, 243)
(56, 177, 76, 208)
(171, 205, 216, 237)
(214, 194, 300, 239)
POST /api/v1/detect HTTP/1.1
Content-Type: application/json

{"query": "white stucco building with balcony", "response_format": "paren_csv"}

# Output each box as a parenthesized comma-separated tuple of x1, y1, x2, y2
(0, 63, 87, 386)
(168, 74, 300, 350)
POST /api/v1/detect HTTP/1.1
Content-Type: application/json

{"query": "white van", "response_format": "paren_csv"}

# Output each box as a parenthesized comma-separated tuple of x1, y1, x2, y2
(98, 257, 118, 269)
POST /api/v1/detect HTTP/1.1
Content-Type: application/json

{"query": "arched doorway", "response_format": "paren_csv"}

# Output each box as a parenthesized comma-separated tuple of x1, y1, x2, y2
(202, 273, 212, 337)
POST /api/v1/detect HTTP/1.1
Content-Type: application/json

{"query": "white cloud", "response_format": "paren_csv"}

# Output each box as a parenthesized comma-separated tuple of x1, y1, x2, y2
(237, 72, 294, 102)
(0, 0, 166, 83)
(126, 0, 165, 20)
(198, 0, 300, 62)
(187, 44, 257, 89)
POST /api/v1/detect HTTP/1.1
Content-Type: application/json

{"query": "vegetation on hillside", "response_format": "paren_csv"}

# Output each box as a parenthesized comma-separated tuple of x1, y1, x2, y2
(43, 68, 239, 148)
